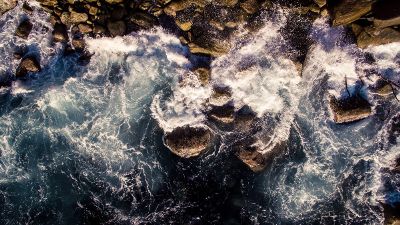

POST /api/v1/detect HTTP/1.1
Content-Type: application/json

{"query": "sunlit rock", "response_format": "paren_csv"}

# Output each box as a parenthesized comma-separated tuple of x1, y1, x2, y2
(357, 27, 400, 49)
(164, 126, 213, 158)
(332, 0, 373, 26)
(329, 95, 372, 124)
(372, 0, 400, 28)
(0, 0, 17, 15)
(16, 56, 41, 78)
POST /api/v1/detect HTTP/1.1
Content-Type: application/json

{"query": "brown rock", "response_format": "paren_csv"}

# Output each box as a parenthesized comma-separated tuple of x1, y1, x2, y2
(72, 38, 85, 51)
(314, 0, 326, 7)
(193, 67, 210, 85)
(37, 0, 57, 7)
(70, 11, 88, 24)
(164, 0, 207, 17)
(332, 0, 373, 26)
(128, 12, 157, 30)
(15, 19, 33, 39)
(107, 20, 126, 36)
(164, 126, 213, 158)
(372, 0, 400, 28)
(329, 95, 372, 123)
(78, 23, 92, 33)
(357, 27, 400, 48)
(0, 0, 17, 15)
(215, 0, 238, 7)
(240, 0, 259, 14)
(52, 23, 68, 42)
(16, 57, 41, 78)
(188, 41, 230, 57)
(105, 0, 124, 4)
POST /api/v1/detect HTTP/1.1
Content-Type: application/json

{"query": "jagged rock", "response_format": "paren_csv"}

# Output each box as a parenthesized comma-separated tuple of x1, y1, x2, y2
(78, 23, 92, 33)
(193, 67, 210, 85)
(332, 0, 373, 26)
(107, 20, 126, 36)
(128, 12, 157, 30)
(357, 27, 400, 48)
(164, 126, 213, 158)
(240, 0, 259, 14)
(16, 56, 41, 78)
(0, 0, 17, 15)
(372, 0, 400, 28)
(329, 95, 372, 123)
(313, 0, 326, 8)
(15, 19, 33, 39)
(52, 23, 68, 42)
(72, 38, 85, 51)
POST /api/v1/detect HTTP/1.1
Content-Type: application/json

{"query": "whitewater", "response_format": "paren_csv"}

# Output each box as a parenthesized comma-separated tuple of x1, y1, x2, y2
(0, 2, 399, 224)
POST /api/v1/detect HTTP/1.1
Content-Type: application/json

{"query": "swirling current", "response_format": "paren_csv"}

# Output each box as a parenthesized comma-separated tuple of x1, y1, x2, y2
(0, 2, 400, 225)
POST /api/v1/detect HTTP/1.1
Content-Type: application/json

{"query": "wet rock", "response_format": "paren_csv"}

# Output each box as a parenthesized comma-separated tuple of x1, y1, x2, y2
(16, 56, 41, 78)
(164, 0, 207, 17)
(313, 0, 326, 8)
(208, 103, 235, 125)
(240, 0, 259, 14)
(372, 0, 400, 28)
(128, 12, 158, 30)
(164, 125, 213, 158)
(22, 2, 33, 13)
(107, 20, 126, 36)
(332, 0, 373, 26)
(193, 67, 210, 85)
(15, 19, 33, 39)
(105, 0, 124, 4)
(78, 23, 92, 33)
(70, 11, 88, 24)
(72, 38, 85, 51)
(329, 95, 372, 123)
(370, 79, 394, 97)
(52, 23, 68, 42)
(111, 6, 127, 21)
(0, 0, 17, 15)
(357, 27, 400, 49)
(215, 0, 238, 7)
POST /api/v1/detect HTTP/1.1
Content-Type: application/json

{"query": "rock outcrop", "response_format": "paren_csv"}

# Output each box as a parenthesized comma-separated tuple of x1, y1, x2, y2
(164, 126, 213, 158)
(329, 95, 372, 124)
(16, 56, 41, 78)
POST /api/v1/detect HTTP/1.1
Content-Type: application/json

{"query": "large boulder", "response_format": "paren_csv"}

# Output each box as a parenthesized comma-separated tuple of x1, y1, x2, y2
(372, 0, 400, 28)
(0, 0, 17, 15)
(164, 126, 213, 158)
(16, 56, 41, 78)
(15, 19, 33, 39)
(329, 95, 372, 123)
(357, 27, 400, 48)
(332, 0, 373, 26)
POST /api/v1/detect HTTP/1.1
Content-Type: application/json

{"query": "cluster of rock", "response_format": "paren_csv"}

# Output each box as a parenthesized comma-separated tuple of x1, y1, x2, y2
(330, 0, 400, 48)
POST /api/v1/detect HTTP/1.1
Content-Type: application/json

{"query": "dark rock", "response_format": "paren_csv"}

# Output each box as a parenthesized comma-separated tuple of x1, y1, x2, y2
(15, 19, 33, 39)
(107, 20, 126, 36)
(72, 38, 85, 51)
(372, 0, 400, 28)
(332, 0, 373, 26)
(329, 95, 372, 123)
(22, 2, 33, 13)
(52, 23, 68, 42)
(193, 67, 210, 85)
(128, 12, 158, 30)
(111, 6, 127, 21)
(16, 56, 41, 78)
(164, 125, 213, 158)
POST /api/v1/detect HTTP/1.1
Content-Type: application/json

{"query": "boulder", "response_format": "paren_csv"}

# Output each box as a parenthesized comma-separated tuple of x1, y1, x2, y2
(15, 19, 33, 39)
(208, 104, 235, 125)
(77, 23, 92, 33)
(52, 23, 68, 42)
(215, 0, 238, 7)
(72, 38, 85, 51)
(332, 0, 373, 26)
(0, 0, 17, 15)
(372, 0, 400, 28)
(107, 20, 126, 36)
(313, 0, 326, 8)
(357, 27, 400, 48)
(193, 67, 210, 85)
(70, 11, 88, 24)
(105, 0, 124, 4)
(164, 126, 213, 158)
(329, 95, 372, 123)
(128, 12, 158, 30)
(164, 0, 207, 17)
(240, 0, 259, 14)
(16, 57, 41, 78)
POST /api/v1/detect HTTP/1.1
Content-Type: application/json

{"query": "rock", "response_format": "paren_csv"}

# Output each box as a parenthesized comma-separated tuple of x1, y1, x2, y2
(15, 19, 33, 39)
(70, 11, 88, 24)
(22, 2, 33, 13)
(16, 56, 41, 78)
(37, 0, 57, 7)
(164, 126, 213, 158)
(240, 0, 259, 14)
(128, 12, 158, 30)
(0, 0, 17, 15)
(208, 104, 235, 125)
(215, 0, 238, 7)
(164, 0, 207, 17)
(105, 0, 124, 4)
(357, 27, 400, 48)
(93, 24, 106, 34)
(189, 42, 230, 57)
(370, 79, 394, 97)
(329, 95, 372, 123)
(313, 0, 326, 8)
(72, 38, 85, 51)
(53, 23, 68, 42)
(88, 6, 98, 16)
(111, 6, 127, 21)
(107, 20, 126, 36)
(372, 0, 400, 28)
(193, 67, 210, 85)
(236, 145, 266, 172)
(332, 0, 373, 26)
(78, 23, 92, 33)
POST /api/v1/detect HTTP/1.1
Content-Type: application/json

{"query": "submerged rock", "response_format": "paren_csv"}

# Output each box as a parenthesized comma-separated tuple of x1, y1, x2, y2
(332, 0, 373, 26)
(16, 56, 41, 78)
(164, 126, 213, 158)
(15, 19, 33, 39)
(0, 0, 17, 16)
(329, 95, 372, 124)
